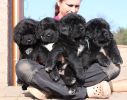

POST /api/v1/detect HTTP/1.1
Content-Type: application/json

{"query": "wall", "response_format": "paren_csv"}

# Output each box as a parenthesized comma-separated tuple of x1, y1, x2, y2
(0, 0, 10, 86)
(0, 0, 24, 86)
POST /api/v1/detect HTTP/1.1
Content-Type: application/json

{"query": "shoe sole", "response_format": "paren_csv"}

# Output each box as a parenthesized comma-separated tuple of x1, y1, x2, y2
(27, 86, 47, 100)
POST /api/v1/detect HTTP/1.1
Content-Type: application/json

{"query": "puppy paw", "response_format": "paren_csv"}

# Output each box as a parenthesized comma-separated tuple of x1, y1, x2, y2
(22, 84, 29, 90)
(49, 69, 60, 82)
(97, 52, 110, 67)
(111, 56, 123, 65)
(45, 66, 53, 72)
(68, 88, 77, 95)
(76, 71, 86, 83)
(64, 77, 76, 86)
(98, 57, 111, 67)
(77, 76, 85, 83)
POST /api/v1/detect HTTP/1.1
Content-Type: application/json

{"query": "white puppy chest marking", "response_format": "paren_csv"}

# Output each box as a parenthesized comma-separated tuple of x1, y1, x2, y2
(44, 43, 54, 51)
(62, 63, 68, 69)
(77, 44, 84, 55)
(59, 63, 68, 75)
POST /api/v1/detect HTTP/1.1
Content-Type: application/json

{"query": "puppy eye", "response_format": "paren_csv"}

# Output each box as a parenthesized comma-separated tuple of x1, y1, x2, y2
(103, 32, 109, 37)
(47, 34, 51, 37)
(79, 27, 84, 31)
(80, 27, 83, 30)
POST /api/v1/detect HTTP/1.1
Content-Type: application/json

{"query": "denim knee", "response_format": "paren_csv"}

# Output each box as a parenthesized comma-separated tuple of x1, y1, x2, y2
(108, 63, 121, 80)
(101, 62, 121, 81)
(16, 59, 44, 84)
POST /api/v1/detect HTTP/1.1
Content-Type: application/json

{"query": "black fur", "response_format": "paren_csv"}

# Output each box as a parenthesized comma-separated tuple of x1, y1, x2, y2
(79, 18, 123, 68)
(45, 13, 86, 83)
(35, 17, 59, 45)
(14, 18, 49, 65)
(63, 18, 123, 93)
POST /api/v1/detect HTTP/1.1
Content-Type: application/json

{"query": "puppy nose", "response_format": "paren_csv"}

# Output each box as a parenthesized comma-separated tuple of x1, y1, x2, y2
(27, 39, 31, 43)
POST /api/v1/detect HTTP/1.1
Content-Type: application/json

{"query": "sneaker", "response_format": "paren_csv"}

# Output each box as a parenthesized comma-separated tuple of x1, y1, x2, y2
(27, 86, 47, 100)
(87, 81, 111, 99)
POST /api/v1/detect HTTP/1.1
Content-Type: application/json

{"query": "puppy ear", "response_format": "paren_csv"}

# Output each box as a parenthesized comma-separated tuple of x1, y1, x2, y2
(35, 23, 39, 39)
(85, 23, 93, 38)
(13, 20, 24, 45)
(85, 31, 90, 38)
(109, 31, 114, 39)
(35, 21, 43, 39)
(60, 26, 69, 36)
(13, 32, 21, 45)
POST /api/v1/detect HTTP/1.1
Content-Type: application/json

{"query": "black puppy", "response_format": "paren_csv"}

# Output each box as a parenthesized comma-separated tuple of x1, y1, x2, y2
(45, 13, 86, 83)
(35, 17, 59, 45)
(14, 18, 49, 65)
(79, 18, 123, 69)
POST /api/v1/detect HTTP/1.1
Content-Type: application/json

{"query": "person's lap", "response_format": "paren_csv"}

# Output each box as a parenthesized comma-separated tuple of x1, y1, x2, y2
(83, 62, 120, 87)
(16, 59, 120, 87)
(16, 59, 120, 99)
(16, 59, 87, 99)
